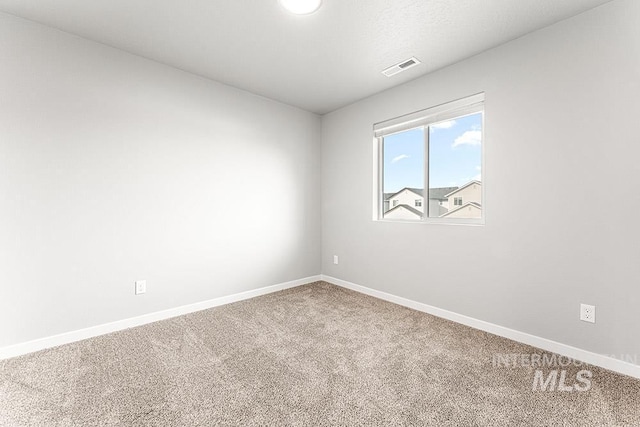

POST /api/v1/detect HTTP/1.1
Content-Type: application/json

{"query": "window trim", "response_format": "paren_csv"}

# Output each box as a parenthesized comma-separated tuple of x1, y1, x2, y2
(373, 93, 485, 225)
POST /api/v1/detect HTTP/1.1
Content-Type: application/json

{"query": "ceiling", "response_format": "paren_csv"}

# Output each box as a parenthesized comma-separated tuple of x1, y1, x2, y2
(0, 0, 614, 114)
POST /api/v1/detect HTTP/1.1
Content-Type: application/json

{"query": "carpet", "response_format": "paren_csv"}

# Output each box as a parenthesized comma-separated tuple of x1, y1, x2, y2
(1, 281, 639, 426)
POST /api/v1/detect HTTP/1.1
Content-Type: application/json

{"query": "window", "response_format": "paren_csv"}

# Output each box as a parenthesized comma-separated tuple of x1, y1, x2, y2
(374, 93, 484, 224)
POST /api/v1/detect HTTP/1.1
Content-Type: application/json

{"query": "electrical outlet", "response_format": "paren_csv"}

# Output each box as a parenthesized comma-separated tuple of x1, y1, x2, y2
(333, 255, 339, 265)
(135, 280, 147, 295)
(580, 304, 595, 323)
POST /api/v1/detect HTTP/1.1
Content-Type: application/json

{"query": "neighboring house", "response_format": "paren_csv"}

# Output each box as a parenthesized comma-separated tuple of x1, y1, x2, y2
(383, 185, 460, 219)
(441, 181, 482, 219)
(384, 203, 424, 220)
(428, 186, 457, 217)
(442, 201, 482, 218)
(386, 188, 424, 214)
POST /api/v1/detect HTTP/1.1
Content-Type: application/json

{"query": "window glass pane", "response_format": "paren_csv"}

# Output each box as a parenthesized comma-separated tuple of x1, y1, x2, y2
(382, 128, 424, 220)
(428, 113, 482, 218)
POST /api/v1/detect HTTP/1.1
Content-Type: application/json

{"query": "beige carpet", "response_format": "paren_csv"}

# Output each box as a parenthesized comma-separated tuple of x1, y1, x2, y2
(1, 281, 639, 426)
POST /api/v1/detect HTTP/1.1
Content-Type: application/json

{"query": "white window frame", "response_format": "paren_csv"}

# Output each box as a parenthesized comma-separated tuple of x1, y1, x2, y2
(373, 93, 485, 225)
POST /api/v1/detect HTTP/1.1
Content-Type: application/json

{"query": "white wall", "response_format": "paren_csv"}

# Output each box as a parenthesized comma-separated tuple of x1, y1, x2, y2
(0, 12, 321, 347)
(322, 0, 640, 359)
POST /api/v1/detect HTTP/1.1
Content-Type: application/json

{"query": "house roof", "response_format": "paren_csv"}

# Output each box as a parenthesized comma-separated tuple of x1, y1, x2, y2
(444, 180, 482, 198)
(429, 187, 458, 201)
(385, 186, 458, 201)
(385, 187, 423, 200)
(385, 204, 423, 217)
(441, 201, 482, 217)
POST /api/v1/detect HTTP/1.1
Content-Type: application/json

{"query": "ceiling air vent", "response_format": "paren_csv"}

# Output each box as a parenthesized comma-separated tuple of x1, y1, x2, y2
(382, 57, 421, 77)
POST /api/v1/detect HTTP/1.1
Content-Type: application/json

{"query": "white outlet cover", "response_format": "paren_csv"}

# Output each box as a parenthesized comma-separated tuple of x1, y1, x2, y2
(135, 280, 147, 295)
(333, 255, 339, 265)
(580, 303, 595, 323)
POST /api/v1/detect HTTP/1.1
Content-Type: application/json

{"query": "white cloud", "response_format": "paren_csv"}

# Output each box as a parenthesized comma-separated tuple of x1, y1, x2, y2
(391, 154, 409, 163)
(431, 120, 456, 130)
(452, 130, 482, 148)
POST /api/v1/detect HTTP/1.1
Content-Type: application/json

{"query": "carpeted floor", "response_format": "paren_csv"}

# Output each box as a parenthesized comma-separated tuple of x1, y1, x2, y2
(1, 281, 639, 426)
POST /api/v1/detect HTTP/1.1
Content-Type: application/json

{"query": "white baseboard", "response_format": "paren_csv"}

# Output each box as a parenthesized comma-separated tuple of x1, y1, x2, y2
(5, 273, 639, 380)
(321, 274, 640, 380)
(0, 275, 322, 360)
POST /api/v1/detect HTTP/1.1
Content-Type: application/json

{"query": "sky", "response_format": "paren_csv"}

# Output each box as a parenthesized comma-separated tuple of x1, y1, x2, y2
(383, 112, 482, 193)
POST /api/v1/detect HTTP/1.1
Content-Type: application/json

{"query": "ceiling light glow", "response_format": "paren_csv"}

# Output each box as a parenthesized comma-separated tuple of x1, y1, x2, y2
(279, 0, 322, 15)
